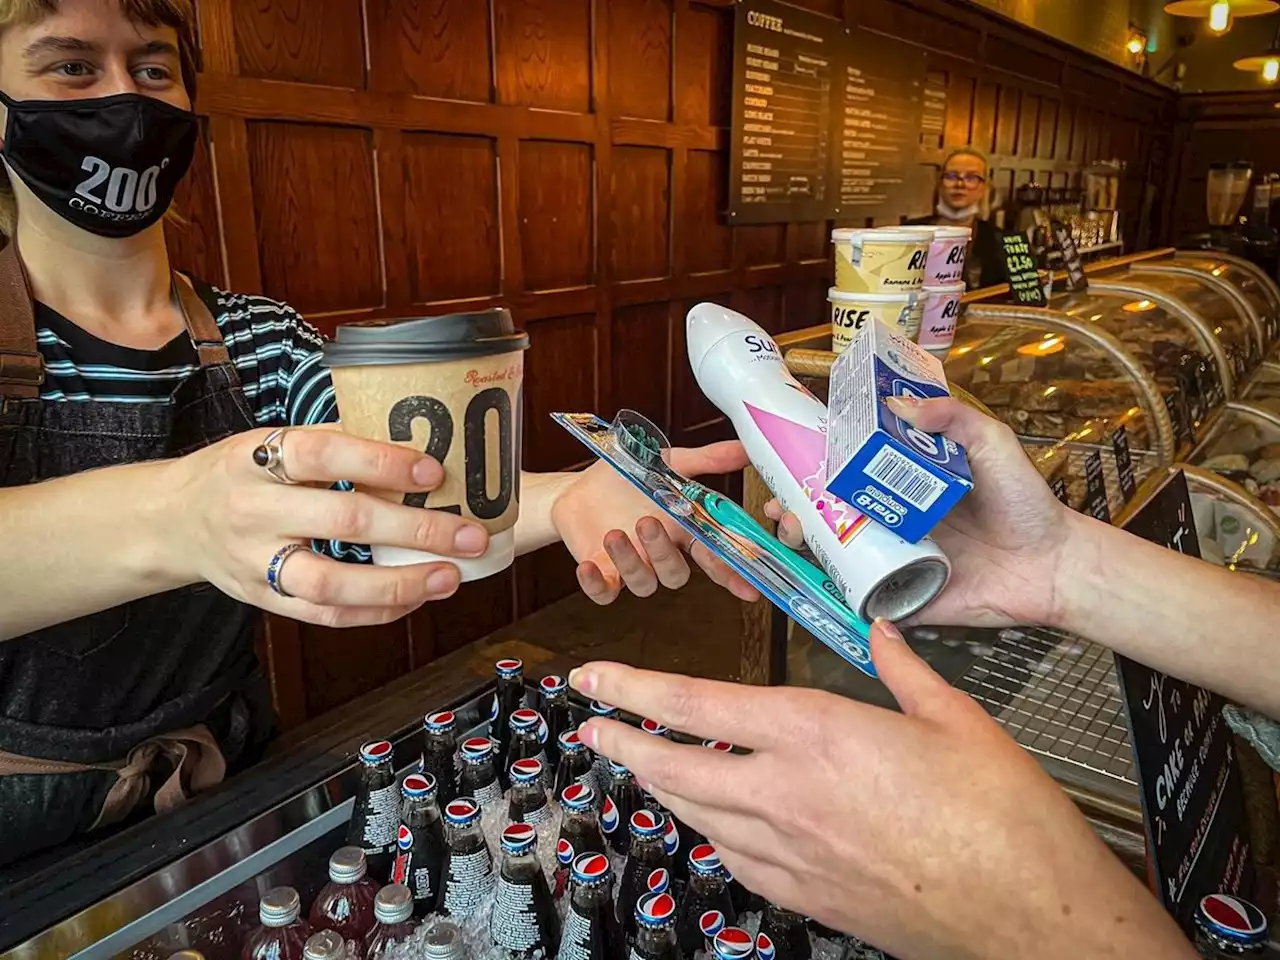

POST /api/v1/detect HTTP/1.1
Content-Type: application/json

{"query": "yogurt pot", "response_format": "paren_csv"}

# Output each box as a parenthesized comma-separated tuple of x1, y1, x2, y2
(828, 287, 924, 355)
(831, 227, 932, 294)
(918, 283, 967, 358)
(923, 225, 972, 286)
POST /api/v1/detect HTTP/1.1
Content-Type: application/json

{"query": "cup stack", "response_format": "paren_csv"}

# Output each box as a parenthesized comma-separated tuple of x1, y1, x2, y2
(917, 225, 972, 360)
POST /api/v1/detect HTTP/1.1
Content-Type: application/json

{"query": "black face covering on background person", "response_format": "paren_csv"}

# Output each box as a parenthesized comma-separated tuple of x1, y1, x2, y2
(0, 91, 197, 238)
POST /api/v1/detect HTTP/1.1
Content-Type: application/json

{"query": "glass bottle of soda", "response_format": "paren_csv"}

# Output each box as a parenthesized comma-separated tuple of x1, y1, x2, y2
(421, 710, 460, 806)
(508, 757, 551, 827)
(638, 720, 670, 814)
(309, 847, 379, 955)
(303, 931, 348, 960)
(363, 884, 419, 960)
(421, 920, 471, 960)
(1194, 893, 1269, 958)
(712, 928, 757, 960)
(702, 740, 735, 754)
(440, 797, 496, 920)
(492, 823, 561, 958)
(458, 736, 504, 812)
(553, 730, 596, 801)
(345, 741, 399, 881)
(490, 658, 527, 777)
(724, 867, 760, 919)
(392, 772, 447, 917)
(241, 886, 311, 960)
(698, 912, 726, 955)
(618, 810, 671, 941)
(539, 675, 574, 766)
(556, 852, 625, 960)
(631, 891, 680, 960)
(760, 903, 811, 960)
(587, 702, 619, 789)
(508, 708, 551, 789)
(554, 783, 606, 900)
(601, 760, 645, 855)
(677, 844, 736, 955)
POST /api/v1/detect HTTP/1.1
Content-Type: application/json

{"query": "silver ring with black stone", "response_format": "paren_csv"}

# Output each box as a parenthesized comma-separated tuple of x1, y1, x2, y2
(252, 427, 297, 484)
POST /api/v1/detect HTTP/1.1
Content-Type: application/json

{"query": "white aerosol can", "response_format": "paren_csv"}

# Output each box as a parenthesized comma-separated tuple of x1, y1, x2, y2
(686, 302, 951, 621)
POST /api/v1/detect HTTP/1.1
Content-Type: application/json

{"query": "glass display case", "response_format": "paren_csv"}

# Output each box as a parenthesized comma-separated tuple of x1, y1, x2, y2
(1173, 251, 1280, 349)
(1243, 362, 1280, 411)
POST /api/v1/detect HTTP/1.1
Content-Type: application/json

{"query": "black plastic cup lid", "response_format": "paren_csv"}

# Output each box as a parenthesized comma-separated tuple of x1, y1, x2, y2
(323, 308, 529, 367)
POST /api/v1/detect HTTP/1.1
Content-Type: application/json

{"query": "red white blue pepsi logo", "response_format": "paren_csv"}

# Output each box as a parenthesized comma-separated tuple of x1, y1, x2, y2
(561, 783, 594, 808)
(512, 757, 543, 781)
(630, 809, 661, 834)
(703, 739, 734, 752)
(537, 716, 550, 743)
(690, 843, 721, 873)
(511, 708, 540, 730)
(1201, 894, 1268, 939)
(756, 933, 776, 960)
(663, 817, 679, 855)
(502, 823, 537, 845)
(700, 910, 726, 938)
(445, 799, 479, 823)
(641, 718, 669, 736)
(359, 740, 392, 763)
(496, 658, 523, 673)
(638, 891, 677, 924)
(646, 868, 670, 894)
(397, 824, 413, 851)
(601, 796, 620, 833)
(461, 737, 493, 759)
(489, 694, 499, 723)
(590, 700, 618, 716)
(556, 838, 575, 865)
(541, 675, 566, 693)
(426, 710, 455, 729)
(401, 773, 435, 797)
(559, 729, 583, 750)
(713, 928, 755, 960)
(573, 852, 610, 881)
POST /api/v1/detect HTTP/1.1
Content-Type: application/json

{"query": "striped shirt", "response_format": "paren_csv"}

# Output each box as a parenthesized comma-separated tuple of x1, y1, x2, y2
(34, 280, 370, 562)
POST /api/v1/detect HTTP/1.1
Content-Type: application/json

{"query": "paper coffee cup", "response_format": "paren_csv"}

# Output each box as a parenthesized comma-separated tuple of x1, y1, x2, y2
(923, 226, 971, 286)
(324, 310, 530, 581)
(831, 227, 932, 294)
(828, 287, 923, 355)
(918, 283, 967, 357)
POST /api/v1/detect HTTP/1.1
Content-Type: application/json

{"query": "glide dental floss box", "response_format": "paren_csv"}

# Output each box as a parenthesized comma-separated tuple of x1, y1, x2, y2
(824, 317, 973, 544)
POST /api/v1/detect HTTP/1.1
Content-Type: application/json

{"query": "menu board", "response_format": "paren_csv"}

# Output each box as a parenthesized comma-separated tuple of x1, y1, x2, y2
(920, 73, 947, 151)
(729, 0, 839, 224)
(1115, 471, 1253, 936)
(1000, 233, 1047, 307)
(837, 33, 925, 219)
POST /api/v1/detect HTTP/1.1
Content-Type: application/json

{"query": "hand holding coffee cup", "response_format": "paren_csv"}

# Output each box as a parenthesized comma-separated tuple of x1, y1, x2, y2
(324, 310, 529, 581)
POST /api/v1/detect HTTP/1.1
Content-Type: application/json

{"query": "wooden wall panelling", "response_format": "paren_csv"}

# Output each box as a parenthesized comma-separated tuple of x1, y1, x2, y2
(233, 0, 367, 88)
(494, 0, 592, 112)
(167, 119, 226, 287)
(518, 141, 595, 291)
(207, 114, 263, 294)
(373, 126, 410, 307)
(366, 0, 494, 101)
(609, 0, 673, 121)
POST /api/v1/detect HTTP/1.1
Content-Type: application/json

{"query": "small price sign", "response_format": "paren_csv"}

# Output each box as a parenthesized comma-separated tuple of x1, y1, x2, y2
(1000, 232, 1046, 307)
(1051, 219, 1088, 292)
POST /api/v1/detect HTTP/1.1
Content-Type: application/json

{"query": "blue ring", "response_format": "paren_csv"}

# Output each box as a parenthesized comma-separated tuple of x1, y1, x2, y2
(266, 543, 308, 598)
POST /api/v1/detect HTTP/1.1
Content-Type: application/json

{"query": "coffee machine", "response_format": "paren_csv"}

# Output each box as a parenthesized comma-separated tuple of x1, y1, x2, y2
(1188, 160, 1279, 278)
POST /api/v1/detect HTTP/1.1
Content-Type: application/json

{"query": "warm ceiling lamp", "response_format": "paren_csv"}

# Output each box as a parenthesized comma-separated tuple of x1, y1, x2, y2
(1234, 23, 1280, 81)
(1164, 0, 1279, 35)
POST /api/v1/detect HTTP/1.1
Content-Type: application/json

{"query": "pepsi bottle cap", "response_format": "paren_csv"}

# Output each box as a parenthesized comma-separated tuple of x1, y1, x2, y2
(259, 886, 302, 927)
(1196, 894, 1269, 946)
(374, 883, 415, 925)
(510, 757, 544, 784)
(495, 658, 524, 679)
(571, 851, 613, 886)
(560, 782, 597, 811)
(459, 737, 494, 763)
(689, 842, 724, 876)
(424, 710, 457, 733)
(509, 708, 542, 732)
(755, 933, 777, 960)
(646, 867, 671, 894)
(629, 808, 666, 838)
(712, 927, 756, 960)
(590, 700, 619, 718)
(327, 846, 368, 884)
(501, 823, 538, 856)
(641, 718, 669, 737)
(636, 891, 678, 929)
(558, 729, 586, 753)
(358, 740, 393, 765)
(703, 739, 735, 752)
(443, 797, 482, 827)
(401, 772, 438, 800)
(607, 759, 632, 777)
(700, 910, 726, 941)
(540, 674, 568, 696)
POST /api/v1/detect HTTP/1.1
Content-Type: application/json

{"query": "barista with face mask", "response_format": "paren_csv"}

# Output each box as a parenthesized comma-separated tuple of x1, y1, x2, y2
(907, 147, 1007, 290)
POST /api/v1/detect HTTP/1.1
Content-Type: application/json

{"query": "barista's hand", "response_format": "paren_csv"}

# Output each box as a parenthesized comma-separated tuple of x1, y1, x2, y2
(174, 425, 489, 627)
(552, 442, 760, 605)
(571, 621, 1194, 960)
(768, 396, 1074, 628)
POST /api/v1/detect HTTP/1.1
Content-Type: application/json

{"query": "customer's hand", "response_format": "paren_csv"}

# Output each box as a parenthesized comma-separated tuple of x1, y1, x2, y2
(173, 425, 488, 627)
(552, 442, 760, 605)
(570, 621, 1193, 960)
(768, 395, 1075, 627)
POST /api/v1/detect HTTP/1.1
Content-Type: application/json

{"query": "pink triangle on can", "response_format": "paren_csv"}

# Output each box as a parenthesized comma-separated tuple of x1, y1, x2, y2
(743, 402, 868, 544)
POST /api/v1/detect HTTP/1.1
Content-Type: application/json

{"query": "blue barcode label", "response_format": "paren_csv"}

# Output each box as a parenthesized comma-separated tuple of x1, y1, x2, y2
(864, 446, 947, 510)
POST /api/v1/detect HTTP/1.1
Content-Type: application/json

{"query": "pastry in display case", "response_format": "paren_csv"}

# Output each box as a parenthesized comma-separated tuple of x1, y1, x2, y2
(1179, 463, 1280, 572)
(1172, 250, 1280, 348)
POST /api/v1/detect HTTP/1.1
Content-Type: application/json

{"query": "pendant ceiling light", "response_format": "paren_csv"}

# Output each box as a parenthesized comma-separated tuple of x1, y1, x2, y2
(1164, 0, 1279, 34)
(1234, 22, 1280, 81)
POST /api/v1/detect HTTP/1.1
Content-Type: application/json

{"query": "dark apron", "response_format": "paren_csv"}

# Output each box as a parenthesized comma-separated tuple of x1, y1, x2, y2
(0, 242, 276, 867)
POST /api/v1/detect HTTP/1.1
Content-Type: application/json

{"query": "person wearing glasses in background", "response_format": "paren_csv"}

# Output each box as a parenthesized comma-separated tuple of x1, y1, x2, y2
(908, 146, 1007, 290)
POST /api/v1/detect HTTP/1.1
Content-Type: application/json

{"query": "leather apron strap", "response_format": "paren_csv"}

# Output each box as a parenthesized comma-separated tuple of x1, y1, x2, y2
(0, 241, 42, 399)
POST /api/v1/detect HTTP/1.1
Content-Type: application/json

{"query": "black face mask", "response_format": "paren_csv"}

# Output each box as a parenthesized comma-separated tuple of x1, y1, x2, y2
(0, 91, 197, 238)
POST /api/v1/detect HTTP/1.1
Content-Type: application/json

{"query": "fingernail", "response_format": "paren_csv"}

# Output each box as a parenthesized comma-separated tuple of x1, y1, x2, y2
(569, 667, 597, 696)
(413, 458, 441, 485)
(874, 617, 904, 642)
(426, 567, 459, 596)
(886, 396, 919, 413)
(453, 525, 487, 556)
(577, 721, 598, 750)
(638, 520, 661, 543)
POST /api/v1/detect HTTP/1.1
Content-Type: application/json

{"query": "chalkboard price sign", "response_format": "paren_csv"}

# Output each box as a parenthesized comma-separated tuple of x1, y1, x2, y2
(999, 232, 1046, 307)
(1051, 476, 1069, 505)
(1112, 425, 1137, 503)
(1051, 219, 1088, 292)
(1116, 471, 1253, 935)
(1082, 450, 1111, 524)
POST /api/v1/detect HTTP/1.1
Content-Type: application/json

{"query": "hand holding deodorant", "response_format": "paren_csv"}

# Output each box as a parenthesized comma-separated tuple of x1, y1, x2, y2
(686, 303, 950, 622)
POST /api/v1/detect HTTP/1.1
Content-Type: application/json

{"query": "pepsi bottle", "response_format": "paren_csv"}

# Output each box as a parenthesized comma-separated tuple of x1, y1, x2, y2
(677, 844, 736, 955)
(508, 757, 551, 827)
(588, 702, 619, 789)
(553, 730, 596, 801)
(391, 773, 447, 918)
(421, 711, 460, 806)
(698, 912, 726, 956)
(760, 904, 810, 960)
(345, 741, 399, 880)
(601, 760, 645, 855)
(458, 736, 503, 812)
(1195, 893, 1269, 958)
(508, 708, 551, 789)
(492, 823, 561, 958)
(712, 928, 756, 960)
(638, 720, 669, 814)
(491, 658, 526, 775)
(725, 867, 761, 918)
(631, 891, 680, 960)
(440, 798, 495, 920)
(618, 810, 672, 941)
(557, 852, 625, 960)
(554, 783, 606, 900)
(539, 675, 574, 768)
